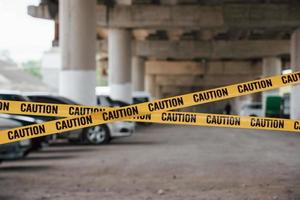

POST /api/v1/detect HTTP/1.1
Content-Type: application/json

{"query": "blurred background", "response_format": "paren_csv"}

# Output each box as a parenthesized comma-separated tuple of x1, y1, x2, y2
(0, 1, 300, 199)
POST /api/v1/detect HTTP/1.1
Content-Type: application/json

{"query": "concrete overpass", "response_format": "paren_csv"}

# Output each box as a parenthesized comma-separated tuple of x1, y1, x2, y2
(28, 0, 300, 116)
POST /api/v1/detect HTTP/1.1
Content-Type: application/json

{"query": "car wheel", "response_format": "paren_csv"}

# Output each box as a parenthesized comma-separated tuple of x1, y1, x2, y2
(84, 125, 110, 145)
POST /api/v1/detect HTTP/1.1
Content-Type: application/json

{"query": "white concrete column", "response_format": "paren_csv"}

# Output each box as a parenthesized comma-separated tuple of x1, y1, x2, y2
(262, 57, 281, 116)
(108, 29, 132, 103)
(291, 29, 300, 119)
(59, 0, 96, 105)
(132, 56, 145, 91)
(145, 74, 156, 98)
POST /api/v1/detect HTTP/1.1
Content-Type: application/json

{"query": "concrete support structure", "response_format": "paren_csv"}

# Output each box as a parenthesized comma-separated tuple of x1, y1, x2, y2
(132, 56, 145, 91)
(59, 0, 96, 105)
(145, 60, 262, 101)
(291, 29, 300, 119)
(98, 40, 290, 60)
(262, 57, 281, 116)
(95, 4, 300, 29)
(145, 75, 156, 98)
(29, 4, 300, 30)
(108, 29, 132, 103)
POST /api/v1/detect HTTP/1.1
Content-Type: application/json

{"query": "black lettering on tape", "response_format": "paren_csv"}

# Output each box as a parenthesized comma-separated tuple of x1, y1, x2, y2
(7, 125, 46, 140)
(56, 116, 93, 130)
(206, 115, 240, 126)
(294, 121, 300, 130)
(281, 73, 300, 84)
(237, 79, 273, 93)
(0, 101, 9, 111)
(20, 103, 58, 114)
(69, 107, 103, 115)
(193, 88, 228, 103)
(134, 114, 152, 120)
(148, 97, 184, 112)
(250, 118, 284, 129)
(102, 106, 139, 121)
(161, 112, 196, 123)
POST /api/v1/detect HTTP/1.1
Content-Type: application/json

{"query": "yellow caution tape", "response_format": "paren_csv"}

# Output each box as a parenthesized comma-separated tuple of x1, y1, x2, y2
(0, 72, 299, 118)
(0, 71, 300, 144)
(131, 112, 300, 133)
(1, 111, 299, 144)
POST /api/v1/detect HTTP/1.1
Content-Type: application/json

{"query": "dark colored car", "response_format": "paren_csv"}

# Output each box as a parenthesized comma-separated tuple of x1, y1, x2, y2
(0, 92, 48, 150)
(0, 117, 32, 162)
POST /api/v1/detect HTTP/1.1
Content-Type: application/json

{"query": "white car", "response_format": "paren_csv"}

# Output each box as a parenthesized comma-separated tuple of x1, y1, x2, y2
(96, 87, 152, 126)
(240, 102, 263, 117)
(25, 94, 135, 145)
(96, 87, 152, 103)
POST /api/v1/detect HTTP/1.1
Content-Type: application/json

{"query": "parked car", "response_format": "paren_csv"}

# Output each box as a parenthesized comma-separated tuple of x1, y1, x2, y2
(96, 87, 152, 104)
(96, 86, 152, 125)
(0, 113, 47, 151)
(0, 91, 49, 150)
(0, 117, 32, 162)
(26, 94, 135, 144)
(240, 102, 263, 117)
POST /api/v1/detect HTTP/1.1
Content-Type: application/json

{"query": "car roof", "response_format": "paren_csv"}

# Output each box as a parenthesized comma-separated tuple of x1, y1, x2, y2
(0, 90, 22, 95)
(95, 86, 110, 95)
(0, 117, 22, 127)
(26, 94, 79, 104)
(96, 87, 151, 98)
(24, 92, 57, 96)
(132, 91, 151, 98)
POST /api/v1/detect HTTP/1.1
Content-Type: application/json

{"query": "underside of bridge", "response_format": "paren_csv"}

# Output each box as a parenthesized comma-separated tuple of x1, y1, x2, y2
(28, 0, 300, 116)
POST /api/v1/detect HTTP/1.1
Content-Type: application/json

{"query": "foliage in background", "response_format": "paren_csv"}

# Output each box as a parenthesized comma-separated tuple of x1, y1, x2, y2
(22, 60, 42, 79)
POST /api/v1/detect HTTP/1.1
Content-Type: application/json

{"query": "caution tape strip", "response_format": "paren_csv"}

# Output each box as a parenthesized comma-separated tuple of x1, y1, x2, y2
(131, 112, 300, 134)
(0, 71, 299, 144)
(0, 72, 299, 118)
(1, 112, 299, 144)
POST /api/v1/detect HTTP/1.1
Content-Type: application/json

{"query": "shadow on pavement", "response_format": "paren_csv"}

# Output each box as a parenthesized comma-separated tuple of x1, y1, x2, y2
(0, 195, 17, 200)
(36, 148, 97, 154)
(110, 140, 163, 146)
(23, 155, 75, 161)
(0, 165, 53, 172)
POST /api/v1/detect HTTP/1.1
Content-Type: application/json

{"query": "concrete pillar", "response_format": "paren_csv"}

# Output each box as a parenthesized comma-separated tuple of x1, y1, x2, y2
(108, 29, 132, 103)
(262, 57, 281, 116)
(59, 0, 96, 105)
(145, 74, 156, 98)
(132, 56, 145, 91)
(291, 29, 300, 119)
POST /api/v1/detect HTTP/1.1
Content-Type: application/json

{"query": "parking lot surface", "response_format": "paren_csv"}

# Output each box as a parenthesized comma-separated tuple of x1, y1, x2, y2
(0, 124, 300, 200)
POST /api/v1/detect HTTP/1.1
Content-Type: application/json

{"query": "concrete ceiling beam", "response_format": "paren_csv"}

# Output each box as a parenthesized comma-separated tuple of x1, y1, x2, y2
(96, 4, 300, 29)
(28, 4, 300, 30)
(98, 40, 289, 59)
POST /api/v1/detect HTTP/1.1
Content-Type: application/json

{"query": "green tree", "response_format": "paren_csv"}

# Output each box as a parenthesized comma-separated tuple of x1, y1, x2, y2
(22, 60, 42, 79)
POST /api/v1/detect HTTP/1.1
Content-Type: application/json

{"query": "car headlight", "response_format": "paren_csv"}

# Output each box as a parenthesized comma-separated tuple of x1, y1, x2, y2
(35, 119, 44, 124)
(19, 139, 31, 146)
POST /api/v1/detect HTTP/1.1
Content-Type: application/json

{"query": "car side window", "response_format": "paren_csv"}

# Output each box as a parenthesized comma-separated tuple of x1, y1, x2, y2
(28, 96, 65, 104)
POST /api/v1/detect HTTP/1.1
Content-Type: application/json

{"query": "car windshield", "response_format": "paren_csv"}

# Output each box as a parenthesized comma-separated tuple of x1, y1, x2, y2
(27, 95, 79, 105)
(133, 97, 149, 104)
(0, 94, 29, 101)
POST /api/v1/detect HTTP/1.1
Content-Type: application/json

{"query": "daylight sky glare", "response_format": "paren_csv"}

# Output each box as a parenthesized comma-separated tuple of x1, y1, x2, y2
(0, 0, 53, 63)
